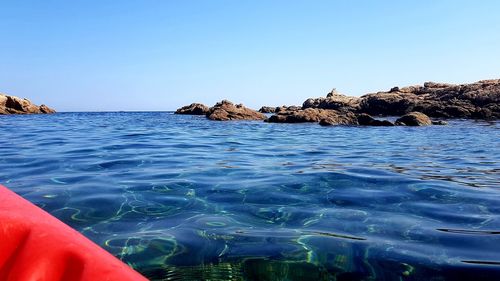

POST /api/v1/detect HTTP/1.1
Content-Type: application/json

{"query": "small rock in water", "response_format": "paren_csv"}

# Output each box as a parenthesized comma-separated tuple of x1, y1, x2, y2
(357, 113, 394, 126)
(395, 112, 432, 126)
(432, 120, 448, 125)
(319, 118, 334, 126)
(175, 103, 209, 115)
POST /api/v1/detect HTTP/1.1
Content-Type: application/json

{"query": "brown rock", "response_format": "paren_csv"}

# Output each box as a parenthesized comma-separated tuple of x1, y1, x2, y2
(207, 100, 266, 121)
(267, 108, 358, 125)
(175, 103, 209, 115)
(275, 105, 301, 113)
(0, 95, 7, 114)
(6, 96, 40, 113)
(359, 92, 417, 116)
(39, 104, 56, 114)
(395, 112, 432, 126)
(318, 118, 333, 126)
(423, 82, 454, 89)
(359, 79, 500, 119)
(267, 108, 324, 123)
(258, 106, 276, 113)
(302, 89, 360, 111)
(318, 115, 358, 126)
(356, 113, 394, 126)
(0, 93, 55, 114)
(389, 87, 400, 93)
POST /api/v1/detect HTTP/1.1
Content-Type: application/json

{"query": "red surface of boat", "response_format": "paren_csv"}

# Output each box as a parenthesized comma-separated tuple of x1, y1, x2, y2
(0, 184, 148, 281)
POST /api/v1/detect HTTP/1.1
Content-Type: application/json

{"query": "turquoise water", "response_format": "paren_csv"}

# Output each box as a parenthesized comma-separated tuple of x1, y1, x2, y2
(0, 112, 499, 280)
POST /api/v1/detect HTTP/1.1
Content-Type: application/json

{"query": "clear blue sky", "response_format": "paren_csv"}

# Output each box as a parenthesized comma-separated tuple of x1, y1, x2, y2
(1, 1, 499, 111)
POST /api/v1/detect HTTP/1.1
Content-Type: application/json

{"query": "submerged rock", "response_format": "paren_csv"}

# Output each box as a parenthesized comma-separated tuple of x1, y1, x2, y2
(207, 100, 266, 121)
(318, 118, 333, 126)
(356, 113, 394, 126)
(0, 93, 55, 114)
(395, 112, 432, 126)
(175, 103, 209, 115)
(432, 120, 448, 125)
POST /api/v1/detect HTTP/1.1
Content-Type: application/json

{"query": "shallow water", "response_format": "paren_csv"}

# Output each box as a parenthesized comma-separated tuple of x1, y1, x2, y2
(1, 112, 499, 280)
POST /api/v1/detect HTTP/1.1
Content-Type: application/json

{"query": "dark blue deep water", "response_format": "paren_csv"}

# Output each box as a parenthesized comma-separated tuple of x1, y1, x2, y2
(1, 112, 499, 280)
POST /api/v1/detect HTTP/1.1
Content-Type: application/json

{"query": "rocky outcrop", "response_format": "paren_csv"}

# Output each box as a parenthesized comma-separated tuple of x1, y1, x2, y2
(207, 100, 266, 121)
(266, 108, 358, 125)
(175, 103, 209, 115)
(359, 79, 500, 119)
(318, 113, 358, 126)
(302, 89, 360, 111)
(178, 78, 499, 125)
(275, 105, 301, 113)
(0, 93, 55, 114)
(39, 104, 55, 114)
(395, 112, 432, 126)
(258, 106, 276, 113)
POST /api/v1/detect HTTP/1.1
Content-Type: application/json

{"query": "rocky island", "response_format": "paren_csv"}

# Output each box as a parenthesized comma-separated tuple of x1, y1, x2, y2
(206, 100, 266, 121)
(0, 93, 55, 115)
(176, 100, 266, 121)
(176, 79, 499, 126)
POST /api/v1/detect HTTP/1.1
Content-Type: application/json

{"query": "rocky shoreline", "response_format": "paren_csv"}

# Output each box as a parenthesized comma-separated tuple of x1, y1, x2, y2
(0, 93, 55, 115)
(176, 79, 499, 126)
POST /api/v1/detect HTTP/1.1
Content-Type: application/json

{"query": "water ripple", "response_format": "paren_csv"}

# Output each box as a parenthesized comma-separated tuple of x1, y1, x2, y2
(0, 112, 499, 280)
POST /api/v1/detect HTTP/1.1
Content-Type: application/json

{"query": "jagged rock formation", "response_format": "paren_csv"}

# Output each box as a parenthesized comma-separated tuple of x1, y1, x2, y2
(177, 79, 498, 126)
(359, 79, 500, 119)
(0, 93, 55, 114)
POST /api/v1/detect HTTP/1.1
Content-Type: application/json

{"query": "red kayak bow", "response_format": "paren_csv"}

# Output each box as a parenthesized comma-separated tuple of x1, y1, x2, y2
(0, 184, 147, 281)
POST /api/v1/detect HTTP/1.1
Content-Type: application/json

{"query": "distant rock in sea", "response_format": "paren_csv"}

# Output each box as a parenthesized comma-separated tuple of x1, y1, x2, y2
(0, 93, 55, 114)
(177, 78, 499, 125)
(303, 88, 360, 111)
(266, 108, 358, 125)
(207, 100, 266, 121)
(258, 106, 276, 113)
(275, 105, 301, 113)
(175, 103, 209, 115)
(359, 79, 500, 119)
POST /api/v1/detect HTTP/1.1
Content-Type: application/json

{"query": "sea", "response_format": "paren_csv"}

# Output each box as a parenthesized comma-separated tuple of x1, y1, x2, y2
(0, 112, 499, 280)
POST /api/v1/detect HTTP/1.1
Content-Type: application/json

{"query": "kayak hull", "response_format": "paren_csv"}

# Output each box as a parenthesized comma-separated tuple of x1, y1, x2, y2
(0, 184, 147, 281)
